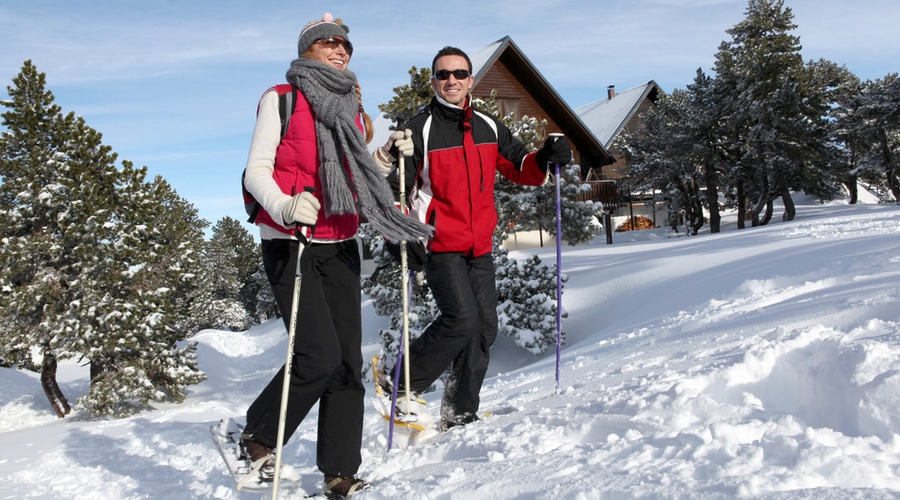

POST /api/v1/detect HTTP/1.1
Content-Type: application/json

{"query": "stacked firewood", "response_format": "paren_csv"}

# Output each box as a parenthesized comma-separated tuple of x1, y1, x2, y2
(615, 216, 656, 232)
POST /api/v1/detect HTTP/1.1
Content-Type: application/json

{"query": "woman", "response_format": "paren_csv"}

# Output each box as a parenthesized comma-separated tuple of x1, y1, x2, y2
(240, 13, 431, 498)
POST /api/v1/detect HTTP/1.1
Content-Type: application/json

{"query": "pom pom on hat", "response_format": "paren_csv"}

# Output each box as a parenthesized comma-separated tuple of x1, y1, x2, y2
(298, 12, 352, 57)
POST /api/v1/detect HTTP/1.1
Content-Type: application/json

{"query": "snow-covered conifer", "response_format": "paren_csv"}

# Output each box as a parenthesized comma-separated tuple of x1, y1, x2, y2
(190, 216, 260, 332)
(0, 61, 206, 417)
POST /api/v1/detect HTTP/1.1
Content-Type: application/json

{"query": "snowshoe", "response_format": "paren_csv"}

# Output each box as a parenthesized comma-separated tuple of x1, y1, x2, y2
(371, 355, 428, 432)
(209, 417, 300, 492)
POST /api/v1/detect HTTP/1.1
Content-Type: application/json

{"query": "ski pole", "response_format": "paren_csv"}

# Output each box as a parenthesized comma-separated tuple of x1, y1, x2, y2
(387, 337, 404, 450)
(385, 152, 413, 452)
(273, 186, 315, 499)
(398, 154, 414, 427)
(554, 160, 563, 394)
(387, 269, 416, 451)
(549, 133, 564, 394)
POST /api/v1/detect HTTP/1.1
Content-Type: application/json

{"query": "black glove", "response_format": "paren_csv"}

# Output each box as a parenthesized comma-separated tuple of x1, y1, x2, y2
(535, 135, 572, 173)
(385, 240, 427, 272)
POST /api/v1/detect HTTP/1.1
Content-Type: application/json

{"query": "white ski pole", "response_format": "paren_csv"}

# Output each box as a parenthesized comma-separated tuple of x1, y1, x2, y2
(272, 186, 314, 499)
(398, 154, 414, 421)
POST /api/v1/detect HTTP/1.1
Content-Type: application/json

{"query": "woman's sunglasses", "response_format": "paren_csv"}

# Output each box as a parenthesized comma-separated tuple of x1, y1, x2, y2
(433, 69, 471, 81)
(316, 36, 352, 53)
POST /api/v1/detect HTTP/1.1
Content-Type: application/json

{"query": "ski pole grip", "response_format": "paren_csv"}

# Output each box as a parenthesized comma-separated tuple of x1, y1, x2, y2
(548, 132, 564, 151)
(549, 133, 564, 172)
(294, 186, 317, 242)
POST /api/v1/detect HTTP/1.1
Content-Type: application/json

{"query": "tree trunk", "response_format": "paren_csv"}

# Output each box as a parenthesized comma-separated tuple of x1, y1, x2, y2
(40, 352, 71, 418)
(704, 173, 721, 234)
(760, 197, 774, 225)
(689, 196, 704, 236)
(888, 166, 900, 203)
(90, 358, 105, 382)
(879, 129, 900, 202)
(751, 173, 771, 227)
(781, 187, 796, 221)
(750, 193, 765, 227)
(736, 180, 746, 230)
(846, 171, 859, 204)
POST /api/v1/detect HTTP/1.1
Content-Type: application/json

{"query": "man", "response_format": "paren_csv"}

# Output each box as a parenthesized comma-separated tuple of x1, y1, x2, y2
(374, 46, 572, 428)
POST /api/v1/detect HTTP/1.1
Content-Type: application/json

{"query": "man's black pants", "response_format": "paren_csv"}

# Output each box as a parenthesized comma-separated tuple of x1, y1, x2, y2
(406, 252, 498, 422)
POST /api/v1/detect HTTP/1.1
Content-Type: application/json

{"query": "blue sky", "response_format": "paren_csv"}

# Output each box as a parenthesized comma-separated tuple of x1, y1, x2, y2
(2, 0, 899, 237)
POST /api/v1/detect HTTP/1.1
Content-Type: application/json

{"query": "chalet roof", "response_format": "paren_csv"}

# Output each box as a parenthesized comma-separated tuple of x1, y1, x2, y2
(468, 36, 615, 167)
(574, 81, 661, 149)
(468, 39, 502, 81)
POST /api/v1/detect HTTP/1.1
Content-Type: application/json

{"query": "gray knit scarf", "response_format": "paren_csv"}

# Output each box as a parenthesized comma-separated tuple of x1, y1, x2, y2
(286, 58, 433, 243)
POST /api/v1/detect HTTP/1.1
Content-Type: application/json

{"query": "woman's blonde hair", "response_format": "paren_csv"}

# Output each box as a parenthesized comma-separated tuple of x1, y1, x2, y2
(356, 85, 374, 144)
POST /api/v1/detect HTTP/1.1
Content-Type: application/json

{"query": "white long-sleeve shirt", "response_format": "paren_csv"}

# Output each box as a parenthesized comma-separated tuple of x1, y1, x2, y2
(244, 89, 297, 241)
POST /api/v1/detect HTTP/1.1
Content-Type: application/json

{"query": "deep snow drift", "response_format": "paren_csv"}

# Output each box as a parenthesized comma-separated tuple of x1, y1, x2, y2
(1, 193, 899, 499)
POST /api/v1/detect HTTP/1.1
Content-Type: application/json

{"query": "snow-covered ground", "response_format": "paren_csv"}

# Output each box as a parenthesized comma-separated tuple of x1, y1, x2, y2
(2, 192, 899, 499)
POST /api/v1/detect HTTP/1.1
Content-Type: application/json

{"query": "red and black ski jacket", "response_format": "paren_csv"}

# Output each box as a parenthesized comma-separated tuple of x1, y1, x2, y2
(397, 97, 547, 257)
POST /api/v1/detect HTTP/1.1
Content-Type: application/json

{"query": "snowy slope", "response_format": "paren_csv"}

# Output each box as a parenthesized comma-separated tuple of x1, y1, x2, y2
(1, 194, 899, 499)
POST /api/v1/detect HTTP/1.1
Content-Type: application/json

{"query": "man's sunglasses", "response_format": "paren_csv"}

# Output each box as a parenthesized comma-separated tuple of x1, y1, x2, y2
(317, 36, 352, 53)
(434, 69, 471, 81)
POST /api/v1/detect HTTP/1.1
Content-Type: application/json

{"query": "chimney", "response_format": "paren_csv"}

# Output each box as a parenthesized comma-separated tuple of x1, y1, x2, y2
(607, 85, 616, 99)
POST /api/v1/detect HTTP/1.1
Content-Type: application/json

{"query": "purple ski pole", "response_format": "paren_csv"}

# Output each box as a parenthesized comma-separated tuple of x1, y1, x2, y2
(554, 159, 563, 394)
(387, 337, 403, 449)
(548, 132, 565, 394)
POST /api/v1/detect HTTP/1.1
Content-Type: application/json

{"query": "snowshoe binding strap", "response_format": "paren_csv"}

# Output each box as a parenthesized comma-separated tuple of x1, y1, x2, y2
(236, 454, 275, 491)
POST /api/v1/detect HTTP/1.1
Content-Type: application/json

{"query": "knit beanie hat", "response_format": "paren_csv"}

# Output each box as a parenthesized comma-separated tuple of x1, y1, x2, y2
(298, 13, 352, 57)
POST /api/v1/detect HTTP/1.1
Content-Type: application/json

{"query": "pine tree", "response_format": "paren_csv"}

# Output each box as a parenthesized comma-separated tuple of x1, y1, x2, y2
(0, 60, 206, 418)
(494, 247, 565, 354)
(227, 219, 266, 323)
(714, 0, 836, 224)
(709, 35, 753, 228)
(378, 66, 434, 128)
(251, 264, 278, 321)
(617, 81, 718, 236)
(819, 60, 866, 202)
(621, 0, 850, 232)
(619, 2, 871, 230)
(846, 74, 900, 202)
(681, 69, 726, 233)
(190, 216, 260, 331)
(70, 165, 208, 417)
(0, 60, 118, 416)
(532, 163, 601, 244)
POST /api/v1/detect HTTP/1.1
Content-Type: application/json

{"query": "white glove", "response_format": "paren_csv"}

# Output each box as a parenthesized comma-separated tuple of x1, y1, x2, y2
(389, 129, 414, 157)
(373, 129, 414, 169)
(281, 191, 321, 226)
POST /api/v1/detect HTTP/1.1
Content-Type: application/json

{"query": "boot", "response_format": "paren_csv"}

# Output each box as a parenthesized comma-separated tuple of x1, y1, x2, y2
(239, 434, 276, 481)
(324, 475, 369, 497)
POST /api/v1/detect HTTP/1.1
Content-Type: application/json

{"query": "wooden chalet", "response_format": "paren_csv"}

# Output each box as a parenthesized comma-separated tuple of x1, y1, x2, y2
(468, 36, 616, 175)
(575, 81, 665, 225)
(574, 81, 662, 181)
(469, 39, 662, 215)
